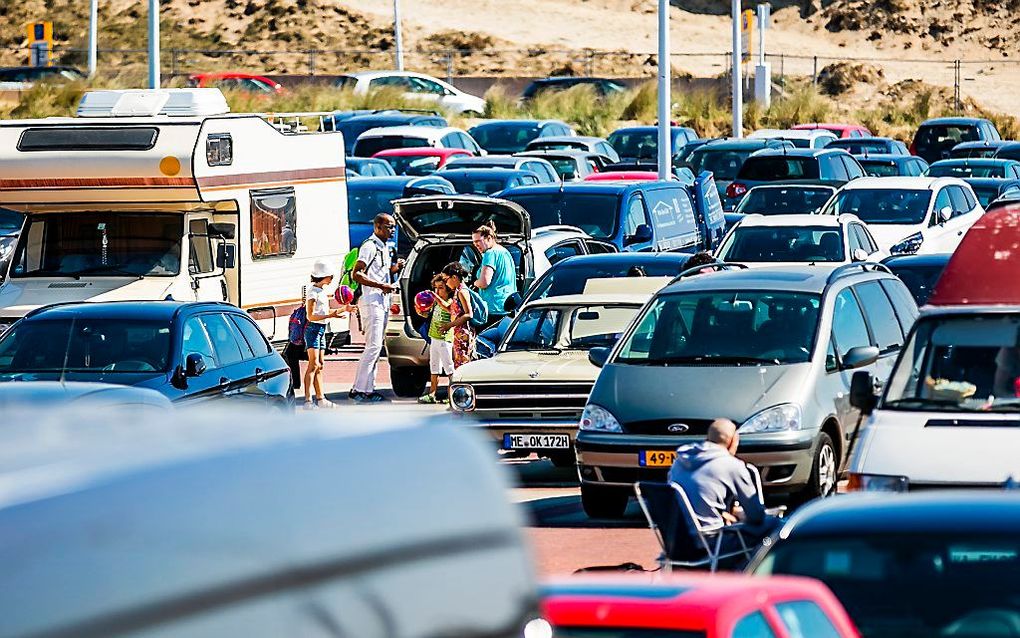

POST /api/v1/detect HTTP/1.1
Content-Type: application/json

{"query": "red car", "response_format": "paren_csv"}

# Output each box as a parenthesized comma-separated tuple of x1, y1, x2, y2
(583, 170, 661, 182)
(791, 123, 871, 139)
(188, 73, 283, 94)
(538, 574, 861, 638)
(372, 147, 474, 176)
(929, 203, 1020, 306)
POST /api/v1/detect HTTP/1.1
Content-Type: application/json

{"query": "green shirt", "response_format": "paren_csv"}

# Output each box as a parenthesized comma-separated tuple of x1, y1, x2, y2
(428, 302, 454, 342)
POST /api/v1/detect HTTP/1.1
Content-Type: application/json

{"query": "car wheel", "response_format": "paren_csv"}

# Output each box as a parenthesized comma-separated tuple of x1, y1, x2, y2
(580, 483, 629, 519)
(796, 432, 838, 503)
(548, 450, 576, 468)
(390, 366, 428, 397)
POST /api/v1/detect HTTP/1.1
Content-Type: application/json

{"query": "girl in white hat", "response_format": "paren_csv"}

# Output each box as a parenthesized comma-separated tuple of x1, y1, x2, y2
(304, 258, 345, 409)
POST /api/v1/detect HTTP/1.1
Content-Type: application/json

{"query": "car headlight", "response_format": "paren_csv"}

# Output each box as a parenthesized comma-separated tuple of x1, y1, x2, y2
(739, 404, 802, 434)
(846, 473, 909, 492)
(890, 232, 924, 255)
(450, 384, 475, 411)
(579, 403, 623, 433)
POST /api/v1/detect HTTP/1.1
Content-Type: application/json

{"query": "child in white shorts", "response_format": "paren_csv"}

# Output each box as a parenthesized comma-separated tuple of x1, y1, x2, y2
(420, 274, 455, 404)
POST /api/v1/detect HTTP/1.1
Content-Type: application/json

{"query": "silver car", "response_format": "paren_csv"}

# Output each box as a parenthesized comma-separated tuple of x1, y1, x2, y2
(576, 263, 918, 518)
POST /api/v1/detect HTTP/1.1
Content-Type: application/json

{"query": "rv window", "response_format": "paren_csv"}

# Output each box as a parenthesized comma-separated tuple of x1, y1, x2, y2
(17, 127, 158, 151)
(251, 189, 297, 260)
(206, 134, 233, 166)
(189, 219, 214, 274)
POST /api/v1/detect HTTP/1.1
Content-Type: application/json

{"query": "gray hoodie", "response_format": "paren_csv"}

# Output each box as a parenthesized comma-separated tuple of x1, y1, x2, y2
(667, 441, 767, 529)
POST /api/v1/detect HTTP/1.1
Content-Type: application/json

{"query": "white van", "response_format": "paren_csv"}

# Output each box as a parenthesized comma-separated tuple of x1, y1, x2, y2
(0, 89, 350, 345)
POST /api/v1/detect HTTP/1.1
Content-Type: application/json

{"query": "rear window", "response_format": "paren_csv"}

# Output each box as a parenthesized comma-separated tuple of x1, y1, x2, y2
(353, 136, 430, 157)
(686, 148, 753, 181)
(829, 141, 889, 155)
(469, 123, 539, 153)
(859, 160, 901, 177)
(18, 127, 158, 151)
(916, 125, 979, 151)
(928, 163, 1007, 178)
(738, 156, 820, 181)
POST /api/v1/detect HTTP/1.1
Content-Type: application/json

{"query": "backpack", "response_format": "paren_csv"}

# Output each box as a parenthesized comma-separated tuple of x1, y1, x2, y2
(288, 304, 308, 346)
(339, 247, 362, 300)
(464, 287, 489, 330)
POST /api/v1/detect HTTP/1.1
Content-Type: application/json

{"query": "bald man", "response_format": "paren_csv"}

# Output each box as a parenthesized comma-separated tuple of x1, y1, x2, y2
(668, 419, 779, 541)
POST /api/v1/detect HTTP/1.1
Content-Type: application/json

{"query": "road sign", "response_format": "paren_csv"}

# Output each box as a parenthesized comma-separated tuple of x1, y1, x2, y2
(741, 9, 754, 62)
(26, 22, 53, 67)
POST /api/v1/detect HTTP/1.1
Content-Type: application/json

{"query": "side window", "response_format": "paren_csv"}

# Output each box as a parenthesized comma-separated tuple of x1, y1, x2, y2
(932, 188, 953, 225)
(251, 188, 297, 260)
(441, 132, 461, 149)
(847, 224, 865, 253)
(624, 195, 650, 237)
(458, 132, 480, 154)
(544, 240, 584, 266)
(879, 278, 919, 333)
(181, 316, 218, 368)
(825, 339, 839, 372)
(200, 314, 245, 367)
(732, 611, 779, 638)
(775, 601, 842, 638)
(861, 225, 879, 252)
(825, 155, 849, 181)
(855, 281, 904, 353)
(188, 219, 214, 274)
(598, 142, 616, 157)
(231, 314, 273, 358)
(947, 186, 970, 216)
(831, 288, 871, 359)
(842, 155, 865, 179)
(963, 187, 978, 209)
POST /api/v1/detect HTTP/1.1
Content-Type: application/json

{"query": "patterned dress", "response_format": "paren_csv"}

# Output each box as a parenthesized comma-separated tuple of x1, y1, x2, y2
(450, 284, 476, 368)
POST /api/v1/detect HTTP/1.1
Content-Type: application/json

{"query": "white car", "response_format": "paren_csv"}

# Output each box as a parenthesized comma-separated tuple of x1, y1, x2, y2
(336, 71, 486, 115)
(748, 128, 838, 149)
(716, 213, 885, 266)
(352, 125, 484, 158)
(820, 177, 984, 255)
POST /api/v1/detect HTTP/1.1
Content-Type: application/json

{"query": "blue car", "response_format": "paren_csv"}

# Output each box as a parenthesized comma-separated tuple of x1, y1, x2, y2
(0, 301, 291, 405)
(961, 177, 1020, 208)
(950, 140, 1011, 158)
(927, 158, 1020, 180)
(322, 109, 447, 155)
(681, 138, 794, 208)
(467, 119, 573, 155)
(347, 175, 454, 252)
(440, 168, 541, 195)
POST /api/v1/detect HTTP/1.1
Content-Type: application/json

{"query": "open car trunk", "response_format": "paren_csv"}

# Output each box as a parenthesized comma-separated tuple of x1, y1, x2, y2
(391, 195, 530, 242)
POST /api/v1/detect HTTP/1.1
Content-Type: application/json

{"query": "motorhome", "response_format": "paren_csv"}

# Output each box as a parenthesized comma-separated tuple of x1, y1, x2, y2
(0, 88, 350, 345)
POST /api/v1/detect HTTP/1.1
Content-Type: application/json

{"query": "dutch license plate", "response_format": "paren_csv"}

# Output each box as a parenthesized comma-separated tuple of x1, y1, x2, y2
(639, 450, 677, 467)
(503, 433, 570, 449)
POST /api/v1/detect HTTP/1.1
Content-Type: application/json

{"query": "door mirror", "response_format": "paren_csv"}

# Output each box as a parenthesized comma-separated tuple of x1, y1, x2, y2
(841, 345, 879, 370)
(185, 353, 207, 377)
(503, 292, 523, 314)
(850, 370, 878, 414)
(208, 222, 236, 239)
(939, 206, 952, 223)
(627, 223, 653, 246)
(851, 247, 869, 262)
(216, 243, 237, 269)
(588, 346, 611, 368)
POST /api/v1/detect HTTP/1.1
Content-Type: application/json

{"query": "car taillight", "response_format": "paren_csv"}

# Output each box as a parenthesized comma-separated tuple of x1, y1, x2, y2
(726, 182, 748, 199)
(909, 141, 917, 156)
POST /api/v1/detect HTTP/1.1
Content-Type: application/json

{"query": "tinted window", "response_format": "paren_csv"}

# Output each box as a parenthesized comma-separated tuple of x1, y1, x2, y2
(545, 240, 584, 266)
(860, 160, 901, 177)
(231, 314, 273, 357)
(929, 162, 1007, 178)
(182, 316, 219, 368)
(503, 193, 620, 240)
(353, 136, 429, 157)
(842, 155, 865, 179)
(721, 226, 844, 263)
(0, 318, 171, 373)
(686, 148, 752, 180)
(962, 186, 978, 209)
(830, 140, 890, 155)
(524, 257, 689, 304)
(251, 189, 297, 260)
(824, 155, 849, 181)
(916, 124, 979, 154)
(734, 187, 834, 215)
(469, 123, 539, 153)
(822, 188, 931, 225)
(737, 156, 820, 181)
(733, 612, 778, 638)
(0, 208, 22, 234)
(831, 288, 871, 358)
(947, 186, 970, 215)
(855, 282, 904, 353)
(200, 314, 244, 367)
(880, 276, 924, 327)
(775, 601, 842, 638)
(18, 127, 158, 151)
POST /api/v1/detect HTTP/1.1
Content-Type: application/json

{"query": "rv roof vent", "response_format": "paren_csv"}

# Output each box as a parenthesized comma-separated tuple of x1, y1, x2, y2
(77, 89, 230, 118)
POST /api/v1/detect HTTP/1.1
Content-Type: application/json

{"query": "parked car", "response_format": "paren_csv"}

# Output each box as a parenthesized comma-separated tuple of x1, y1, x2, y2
(826, 137, 909, 156)
(792, 122, 872, 139)
(335, 71, 485, 115)
(186, 72, 283, 93)
(575, 263, 918, 517)
(441, 168, 541, 195)
(675, 137, 717, 164)
(522, 77, 627, 100)
(725, 148, 865, 210)
(442, 155, 561, 183)
(682, 138, 794, 208)
(346, 175, 455, 249)
(0, 301, 291, 405)
(0, 208, 22, 282)
(514, 149, 602, 181)
(344, 156, 396, 177)
(467, 119, 573, 154)
(716, 214, 884, 266)
(748, 492, 1020, 638)
(911, 116, 1002, 163)
(352, 125, 483, 158)
(880, 253, 951, 306)
(961, 176, 1020, 208)
(819, 176, 983, 255)
(0, 65, 85, 88)
(450, 279, 663, 466)
(372, 147, 474, 175)
(540, 574, 861, 638)
(524, 135, 621, 163)
(748, 128, 838, 149)
(322, 109, 446, 155)
(857, 153, 929, 177)
(607, 125, 699, 162)
(993, 141, 1020, 161)
(384, 196, 613, 396)
(949, 139, 1011, 158)
(927, 157, 1020, 179)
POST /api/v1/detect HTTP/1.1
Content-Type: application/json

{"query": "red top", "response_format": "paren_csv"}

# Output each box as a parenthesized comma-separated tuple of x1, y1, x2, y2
(929, 205, 1020, 306)
(541, 574, 860, 638)
(791, 123, 872, 138)
(584, 171, 661, 182)
(188, 73, 283, 92)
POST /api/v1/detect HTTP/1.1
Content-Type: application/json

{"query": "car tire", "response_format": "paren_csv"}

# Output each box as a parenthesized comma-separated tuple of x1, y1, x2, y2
(580, 483, 629, 519)
(390, 366, 428, 397)
(548, 451, 576, 468)
(796, 432, 838, 504)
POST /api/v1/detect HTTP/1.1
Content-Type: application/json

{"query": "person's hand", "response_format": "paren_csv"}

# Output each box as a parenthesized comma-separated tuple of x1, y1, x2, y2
(437, 322, 451, 334)
(379, 282, 396, 293)
(721, 511, 739, 525)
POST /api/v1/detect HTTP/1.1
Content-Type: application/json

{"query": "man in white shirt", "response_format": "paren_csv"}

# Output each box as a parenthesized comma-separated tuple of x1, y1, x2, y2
(351, 213, 404, 402)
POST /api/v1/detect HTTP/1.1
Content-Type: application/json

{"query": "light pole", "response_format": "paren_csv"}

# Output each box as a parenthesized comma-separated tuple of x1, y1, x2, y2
(148, 0, 160, 88)
(731, 0, 742, 138)
(656, 0, 671, 181)
(393, 0, 404, 71)
(87, 0, 98, 78)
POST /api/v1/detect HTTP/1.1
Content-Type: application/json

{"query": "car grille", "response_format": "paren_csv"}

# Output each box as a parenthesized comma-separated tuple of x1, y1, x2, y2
(623, 418, 715, 436)
(472, 382, 592, 420)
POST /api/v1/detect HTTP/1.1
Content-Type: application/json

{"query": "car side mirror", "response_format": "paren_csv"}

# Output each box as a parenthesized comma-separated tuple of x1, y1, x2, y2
(503, 292, 522, 314)
(627, 223, 653, 245)
(185, 353, 207, 377)
(842, 345, 879, 371)
(852, 248, 869, 262)
(939, 206, 952, 223)
(208, 222, 236, 239)
(216, 243, 237, 269)
(850, 370, 878, 414)
(588, 346, 611, 368)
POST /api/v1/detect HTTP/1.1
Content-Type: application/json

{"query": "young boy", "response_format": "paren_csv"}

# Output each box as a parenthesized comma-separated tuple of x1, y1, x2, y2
(419, 274, 455, 404)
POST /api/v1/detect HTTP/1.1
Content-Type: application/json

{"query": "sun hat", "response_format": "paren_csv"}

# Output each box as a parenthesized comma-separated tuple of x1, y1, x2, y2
(311, 259, 335, 279)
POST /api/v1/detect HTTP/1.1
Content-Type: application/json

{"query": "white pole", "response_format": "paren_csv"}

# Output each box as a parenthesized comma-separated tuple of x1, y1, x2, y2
(87, 0, 98, 78)
(393, 0, 404, 71)
(656, 0, 671, 181)
(148, 0, 160, 88)
(731, 0, 742, 138)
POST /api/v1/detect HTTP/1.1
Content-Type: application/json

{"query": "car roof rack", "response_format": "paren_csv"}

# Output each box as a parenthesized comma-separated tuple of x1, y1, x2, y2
(825, 262, 892, 285)
(669, 261, 748, 284)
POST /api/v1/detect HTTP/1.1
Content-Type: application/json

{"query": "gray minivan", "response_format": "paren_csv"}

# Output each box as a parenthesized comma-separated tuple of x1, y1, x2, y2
(575, 263, 918, 518)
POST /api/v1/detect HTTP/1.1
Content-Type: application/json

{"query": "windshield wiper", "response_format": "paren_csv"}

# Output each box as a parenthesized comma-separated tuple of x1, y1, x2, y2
(66, 265, 144, 280)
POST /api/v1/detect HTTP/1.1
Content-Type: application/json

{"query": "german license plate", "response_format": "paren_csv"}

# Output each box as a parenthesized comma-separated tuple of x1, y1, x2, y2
(639, 450, 677, 467)
(503, 433, 570, 449)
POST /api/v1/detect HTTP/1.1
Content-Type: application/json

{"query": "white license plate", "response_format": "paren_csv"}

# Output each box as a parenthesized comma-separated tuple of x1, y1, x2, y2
(503, 433, 570, 449)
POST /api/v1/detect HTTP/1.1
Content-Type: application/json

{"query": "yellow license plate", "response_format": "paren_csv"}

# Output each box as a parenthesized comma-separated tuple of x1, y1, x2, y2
(639, 450, 677, 467)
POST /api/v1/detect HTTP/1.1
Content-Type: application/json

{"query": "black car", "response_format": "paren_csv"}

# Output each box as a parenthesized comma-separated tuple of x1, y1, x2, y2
(911, 117, 1001, 164)
(927, 158, 1020, 180)
(0, 65, 85, 85)
(321, 109, 447, 155)
(726, 148, 865, 207)
(881, 253, 951, 305)
(0, 301, 290, 405)
(522, 77, 626, 100)
(950, 140, 1011, 158)
(748, 492, 1020, 638)
(857, 154, 929, 177)
(467, 120, 573, 155)
(825, 137, 909, 156)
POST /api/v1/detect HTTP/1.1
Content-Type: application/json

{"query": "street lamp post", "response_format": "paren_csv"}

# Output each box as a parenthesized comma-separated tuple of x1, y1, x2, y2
(148, 0, 160, 88)
(393, 0, 404, 71)
(87, 0, 97, 78)
(656, 0, 671, 181)
(731, 0, 742, 138)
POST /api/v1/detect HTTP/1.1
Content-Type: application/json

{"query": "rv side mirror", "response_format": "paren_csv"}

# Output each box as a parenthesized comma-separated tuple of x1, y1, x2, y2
(939, 206, 952, 224)
(216, 244, 237, 269)
(627, 224, 653, 246)
(852, 248, 869, 262)
(842, 345, 879, 371)
(185, 353, 207, 378)
(588, 346, 611, 368)
(208, 222, 236, 239)
(850, 370, 878, 414)
(503, 292, 522, 314)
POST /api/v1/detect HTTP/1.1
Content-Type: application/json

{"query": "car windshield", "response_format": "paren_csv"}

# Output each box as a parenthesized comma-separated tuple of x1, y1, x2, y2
(503, 193, 619, 239)
(354, 136, 429, 157)
(348, 185, 401, 223)
(11, 212, 182, 277)
(822, 189, 931, 224)
(470, 123, 539, 153)
(884, 315, 1020, 412)
(381, 155, 442, 176)
(718, 226, 845, 263)
(0, 317, 172, 373)
(929, 163, 1007, 178)
(738, 156, 821, 181)
(686, 148, 753, 181)
(734, 187, 834, 214)
(860, 161, 902, 177)
(615, 290, 820, 365)
(830, 141, 889, 155)
(525, 258, 689, 304)
(608, 131, 658, 159)
(885, 263, 947, 305)
(503, 304, 641, 352)
(755, 533, 1020, 638)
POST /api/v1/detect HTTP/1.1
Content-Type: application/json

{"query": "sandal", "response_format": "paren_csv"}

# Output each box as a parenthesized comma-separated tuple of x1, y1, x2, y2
(418, 393, 437, 404)
(316, 398, 338, 409)
(302, 400, 317, 410)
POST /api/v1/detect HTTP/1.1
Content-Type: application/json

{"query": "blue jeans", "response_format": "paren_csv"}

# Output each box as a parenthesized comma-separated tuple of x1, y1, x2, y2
(304, 322, 326, 350)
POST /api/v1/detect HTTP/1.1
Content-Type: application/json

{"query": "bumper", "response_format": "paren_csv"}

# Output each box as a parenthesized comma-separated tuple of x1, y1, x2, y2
(461, 416, 579, 450)
(575, 431, 816, 493)
(384, 317, 427, 369)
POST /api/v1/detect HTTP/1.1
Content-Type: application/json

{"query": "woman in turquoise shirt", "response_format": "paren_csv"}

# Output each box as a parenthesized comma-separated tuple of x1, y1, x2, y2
(472, 221, 517, 323)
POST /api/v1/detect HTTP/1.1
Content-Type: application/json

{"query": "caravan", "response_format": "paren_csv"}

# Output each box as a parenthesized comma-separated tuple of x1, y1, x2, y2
(0, 88, 350, 345)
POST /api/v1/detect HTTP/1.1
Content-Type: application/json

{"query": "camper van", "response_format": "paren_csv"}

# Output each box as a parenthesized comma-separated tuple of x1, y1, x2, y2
(0, 89, 350, 345)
